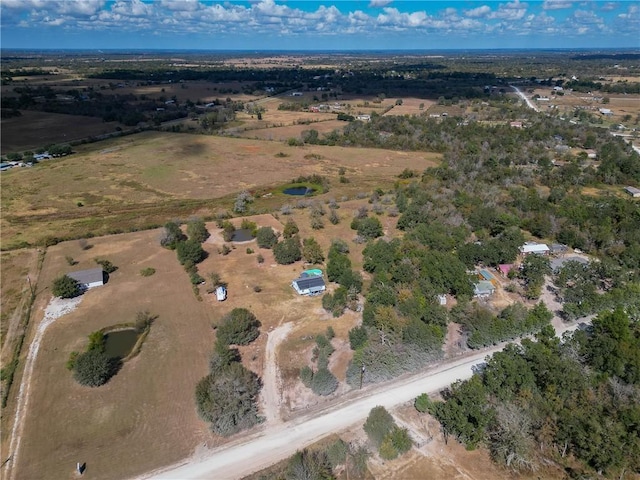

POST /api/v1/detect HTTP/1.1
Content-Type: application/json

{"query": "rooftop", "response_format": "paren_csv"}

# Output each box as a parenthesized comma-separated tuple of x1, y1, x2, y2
(68, 268, 104, 285)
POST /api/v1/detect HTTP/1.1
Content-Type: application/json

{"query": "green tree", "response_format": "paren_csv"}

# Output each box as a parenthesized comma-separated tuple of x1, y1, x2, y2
(349, 325, 368, 350)
(364, 406, 396, 449)
(283, 218, 299, 238)
(273, 237, 302, 265)
(160, 221, 186, 249)
(73, 349, 120, 387)
(216, 308, 261, 346)
(176, 239, 206, 265)
(195, 362, 261, 436)
(256, 226, 278, 248)
(357, 216, 383, 239)
(285, 449, 333, 480)
(94, 258, 117, 274)
(187, 218, 210, 243)
(52, 275, 81, 298)
(302, 237, 324, 264)
(310, 367, 339, 396)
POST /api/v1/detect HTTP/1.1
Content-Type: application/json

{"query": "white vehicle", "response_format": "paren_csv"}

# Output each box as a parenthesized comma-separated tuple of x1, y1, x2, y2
(216, 286, 227, 301)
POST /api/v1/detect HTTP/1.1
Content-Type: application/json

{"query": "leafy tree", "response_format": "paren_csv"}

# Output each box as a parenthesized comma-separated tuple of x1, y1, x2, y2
(299, 365, 313, 387)
(73, 349, 120, 387)
(519, 254, 551, 299)
(187, 218, 210, 243)
(310, 367, 339, 396)
(52, 275, 81, 298)
(302, 237, 324, 264)
(160, 221, 186, 249)
(283, 218, 299, 238)
(349, 325, 368, 350)
(256, 226, 278, 248)
(414, 393, 431, 413)
(273, 237, 302, 265)
(195, 361, 261, 436)
(326, 247, 351, 283)
(176, 239, 206, 265)
(364, 406, 395, 449)
(357, 216, 384, 239)
(285, 449, 333, 480)
(216, 308, 261, 346)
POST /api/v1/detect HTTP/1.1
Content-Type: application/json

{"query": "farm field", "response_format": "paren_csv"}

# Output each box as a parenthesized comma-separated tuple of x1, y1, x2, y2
(236, 119, 346, 141)
(0, 110, 124, 155)
(1, 131, 440, 248)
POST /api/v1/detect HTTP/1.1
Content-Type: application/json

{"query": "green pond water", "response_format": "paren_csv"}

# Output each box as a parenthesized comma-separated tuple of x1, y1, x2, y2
(104, 329, 139, 359)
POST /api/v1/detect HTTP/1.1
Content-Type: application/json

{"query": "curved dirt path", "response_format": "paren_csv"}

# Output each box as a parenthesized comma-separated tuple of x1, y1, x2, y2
(4, 296, 82, 480)
(261, 321, 293, 425)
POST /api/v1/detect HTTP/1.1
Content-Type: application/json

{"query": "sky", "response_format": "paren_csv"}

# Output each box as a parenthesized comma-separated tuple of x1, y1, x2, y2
(1, 0, 639, 51)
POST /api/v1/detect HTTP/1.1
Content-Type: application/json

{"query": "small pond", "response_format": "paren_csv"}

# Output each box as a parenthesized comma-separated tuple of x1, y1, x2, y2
(283, 186, 315, 196)
(104, 329, 139, 359)
(231, 228, 254, 242)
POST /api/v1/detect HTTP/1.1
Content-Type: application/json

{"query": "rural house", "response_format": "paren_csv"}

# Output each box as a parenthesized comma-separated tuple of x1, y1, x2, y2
(68, 268, 104, 289)
(473, 281, 496, 298)
(520, 242, 550, 256)
(624, 186, 640, 198)
(292, 274, 326, 296)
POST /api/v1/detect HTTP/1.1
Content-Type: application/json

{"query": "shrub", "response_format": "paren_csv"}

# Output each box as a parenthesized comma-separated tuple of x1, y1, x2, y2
(300, 365, 313, 387)
(73, 349, 120, 387)
(302, 237, 324, 264)
(327, 439, 348, 468)
(326, 326, 335, 340)
(246, 247, 254, 254)
(310, 367, 338, 396)
(135, 310, 154, 333)
(78, 238, 92, 250)
(65, 256, 77, 266)
(357, 217, 383, 239)
(87, 331, 105, 351)
(220, 244, 231, 256)
(414, 393, 431, 413)
(94, 258, 118, 274)
(216, 308, 261, 346)
(310, 215, 324, 230)
(257, 254, 265, 264)
(66, 351, 79, 370)
(52, 275, 81, 298)
(256, 226, 278, 248)
(283, 218, 299, 238)
(221, 220, 236, 242)
(253, 285, 262, 293)
(329, 209, 340, 225)
(140, 267, 156, 277)
(349, 325, 368, 350)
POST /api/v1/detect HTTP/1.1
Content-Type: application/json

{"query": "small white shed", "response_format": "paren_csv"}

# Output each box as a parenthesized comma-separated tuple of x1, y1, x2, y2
(68, 268, 104, 290)
(216, 286, 227, 301)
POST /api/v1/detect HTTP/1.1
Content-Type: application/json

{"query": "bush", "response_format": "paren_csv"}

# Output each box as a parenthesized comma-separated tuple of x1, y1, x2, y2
(216, 308, 261, 346)
(65, 256, 77, 266)
(66, 351, 79, 370)
(135, 310, 154, 333)
(246, 247, 254, 254)
(300, 365, 313, 387)
(414, 393, 431, 413)
(310, 367, 339, 396)
(329, 209, 340, 225)
(357, 217, 383, 239)
(220, 244, 231, 256)
(140, 267, 156, 277)
(349, 325, 368, 350)
(257, 254, 265, 264)
(221, 220, 236, 242)
(302, 237, 325, 264)
(73, 349, 120, 387)
(283, 218, 299, 238)
(327, 439, 348, 468)
(95, 258, 118, 273)
(52, 275, 81, 298)
(253, 285, 262, 293)
(256, 226, 278, 248)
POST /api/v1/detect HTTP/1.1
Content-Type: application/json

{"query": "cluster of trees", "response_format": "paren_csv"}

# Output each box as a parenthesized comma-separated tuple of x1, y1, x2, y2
(423, 310, 640, 476)
(452, 301, 552, 349)
(196, 308, 262, 436)
(300, 328, 339, 396)
(160, 219, 208, 285)
(323, 240, 362, 317)
(363, 406, 412, 460)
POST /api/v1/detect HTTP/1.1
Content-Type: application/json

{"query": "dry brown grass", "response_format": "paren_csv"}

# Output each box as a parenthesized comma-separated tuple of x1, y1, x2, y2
(1, 131, 439, 247)
(237, 120, 346, 141)
(2, 204, 399, 479)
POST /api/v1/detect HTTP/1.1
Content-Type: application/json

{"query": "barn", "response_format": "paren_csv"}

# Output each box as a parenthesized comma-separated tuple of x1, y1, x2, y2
(68, 268, 104, 290)
(291, 274, 326, 296)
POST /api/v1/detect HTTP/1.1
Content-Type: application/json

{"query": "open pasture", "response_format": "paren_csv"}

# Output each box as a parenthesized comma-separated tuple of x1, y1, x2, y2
(235, 119, 346, 141)
(1, 131, 440, 247)
(383, 97, 435, 116)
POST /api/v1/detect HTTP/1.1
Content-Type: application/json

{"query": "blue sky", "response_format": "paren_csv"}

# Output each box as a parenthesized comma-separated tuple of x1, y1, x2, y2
(1, 1, 639, 50)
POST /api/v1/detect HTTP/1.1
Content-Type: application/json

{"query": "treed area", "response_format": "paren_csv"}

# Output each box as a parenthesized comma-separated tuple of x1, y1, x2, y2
(418, 309, 640, 477)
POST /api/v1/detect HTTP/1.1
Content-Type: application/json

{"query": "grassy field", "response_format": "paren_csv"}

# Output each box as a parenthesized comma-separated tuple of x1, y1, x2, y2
(1, 131, 440, 248)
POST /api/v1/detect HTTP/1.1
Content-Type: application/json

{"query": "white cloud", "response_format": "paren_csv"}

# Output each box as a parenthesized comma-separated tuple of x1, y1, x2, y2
(160, 0, 202, 12)
(369, 0, 393, 7)
(111, 0, 153, 17)
(542, 0, 572, 10)
(464, 5, 491, 18)
(489, 1, 529, 21)
(601, 2, 618, 11)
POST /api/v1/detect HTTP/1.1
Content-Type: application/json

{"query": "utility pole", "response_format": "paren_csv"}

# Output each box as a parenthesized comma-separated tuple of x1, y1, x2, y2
(360, 364, 365, 390)
(26, 275, 35, 298)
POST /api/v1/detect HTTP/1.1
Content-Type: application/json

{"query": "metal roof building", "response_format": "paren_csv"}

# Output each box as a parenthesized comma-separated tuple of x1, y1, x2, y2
(68, 268, 104, 289)
(292, 275, 326, 296)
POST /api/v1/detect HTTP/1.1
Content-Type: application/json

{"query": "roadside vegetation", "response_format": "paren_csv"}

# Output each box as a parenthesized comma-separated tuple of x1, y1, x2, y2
(418, 308, 640, 477)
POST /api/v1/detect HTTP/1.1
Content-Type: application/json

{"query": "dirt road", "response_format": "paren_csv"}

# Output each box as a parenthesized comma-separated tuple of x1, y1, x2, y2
(143, 321, 583, 480)
(261, 321, 293, 424)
